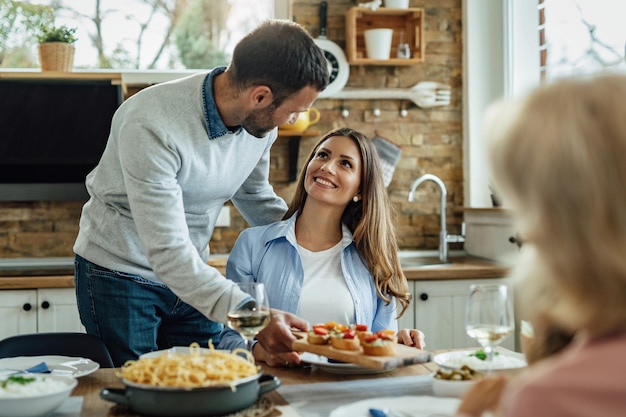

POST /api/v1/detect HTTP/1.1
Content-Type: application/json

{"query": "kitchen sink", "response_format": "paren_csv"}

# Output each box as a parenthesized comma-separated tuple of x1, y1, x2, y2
(400, 256, 452, 269)
(398, 250, 463, 269)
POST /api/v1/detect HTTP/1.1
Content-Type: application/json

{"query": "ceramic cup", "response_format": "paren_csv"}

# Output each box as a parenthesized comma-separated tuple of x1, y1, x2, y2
(384, 0, 410, 8)
(278, 108, 321, 132)
(364, 29, 394, 60)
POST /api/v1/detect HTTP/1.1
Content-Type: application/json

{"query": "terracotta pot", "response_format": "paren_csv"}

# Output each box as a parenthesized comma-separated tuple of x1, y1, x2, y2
(38, 42, 75, 72)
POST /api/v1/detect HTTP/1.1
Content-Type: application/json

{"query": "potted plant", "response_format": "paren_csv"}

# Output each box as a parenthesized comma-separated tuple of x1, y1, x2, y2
(36, 23, 78, 72)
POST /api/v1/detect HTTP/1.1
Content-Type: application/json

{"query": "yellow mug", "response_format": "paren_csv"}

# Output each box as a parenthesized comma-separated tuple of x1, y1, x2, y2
(279, 108, 321, 132)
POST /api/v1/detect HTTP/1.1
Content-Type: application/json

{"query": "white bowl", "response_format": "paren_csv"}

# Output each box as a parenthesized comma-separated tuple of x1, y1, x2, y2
(431, 375, 476, 398)
(0, 374, 77, 417)
(433, 349, 527, 372)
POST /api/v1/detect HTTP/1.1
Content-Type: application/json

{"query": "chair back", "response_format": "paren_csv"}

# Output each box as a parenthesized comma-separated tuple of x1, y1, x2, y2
(0, 332, 114, 368)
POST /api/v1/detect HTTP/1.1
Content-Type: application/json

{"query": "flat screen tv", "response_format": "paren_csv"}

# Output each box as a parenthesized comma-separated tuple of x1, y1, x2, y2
(0, 77, 123, 201)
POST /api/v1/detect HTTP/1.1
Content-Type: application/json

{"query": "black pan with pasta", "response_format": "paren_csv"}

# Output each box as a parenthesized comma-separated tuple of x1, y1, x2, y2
(101, 372, 280, 416)
(100, 344, 281, 416)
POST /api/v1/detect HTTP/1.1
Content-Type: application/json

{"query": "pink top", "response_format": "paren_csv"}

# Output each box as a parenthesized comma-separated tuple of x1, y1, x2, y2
(501, 331, 626, 417)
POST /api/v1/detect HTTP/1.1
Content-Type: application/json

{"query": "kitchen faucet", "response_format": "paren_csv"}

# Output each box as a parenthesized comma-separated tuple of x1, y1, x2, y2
(408, 174, 449, 262)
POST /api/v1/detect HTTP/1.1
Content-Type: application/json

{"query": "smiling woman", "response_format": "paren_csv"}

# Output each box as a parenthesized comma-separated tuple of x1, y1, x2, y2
(3, 0, 284, 70)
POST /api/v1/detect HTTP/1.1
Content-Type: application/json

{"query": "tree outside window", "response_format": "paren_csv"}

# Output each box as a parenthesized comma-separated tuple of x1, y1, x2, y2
(541, 0, 626, 80)
(0, 0, 272, 69)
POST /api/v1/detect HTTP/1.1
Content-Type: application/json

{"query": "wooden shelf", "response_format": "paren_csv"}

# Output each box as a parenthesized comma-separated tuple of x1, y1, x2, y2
(346, 7, 424, 65)
(276, 130, 320, 137)
(0, 70, 122, 83)
(0, 70, 125, 94)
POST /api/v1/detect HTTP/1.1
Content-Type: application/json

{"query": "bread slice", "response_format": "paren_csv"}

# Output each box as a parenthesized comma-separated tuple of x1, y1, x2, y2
(362, 340, 396, 356)
(329, 329, 361, 351)
(361, 330, 397, 356)
(307, 326, 330, 345)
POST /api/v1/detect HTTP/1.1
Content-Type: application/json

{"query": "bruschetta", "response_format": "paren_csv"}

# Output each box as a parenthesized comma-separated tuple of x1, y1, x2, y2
(329, 328, 360, 351)
(307, 325, 330, 345)
(362, 330, 397, 356)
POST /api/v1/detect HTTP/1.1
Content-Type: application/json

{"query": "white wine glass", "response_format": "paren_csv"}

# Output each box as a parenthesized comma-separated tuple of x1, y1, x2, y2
(226, 282, 271, 350)
(465, 284, 514, 373)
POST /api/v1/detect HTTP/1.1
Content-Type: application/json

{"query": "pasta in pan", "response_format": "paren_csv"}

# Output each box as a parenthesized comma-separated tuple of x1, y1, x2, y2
(119, 342, 259, 388)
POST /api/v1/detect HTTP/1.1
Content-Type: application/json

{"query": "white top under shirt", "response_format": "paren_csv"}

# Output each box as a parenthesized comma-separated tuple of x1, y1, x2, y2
(296, 241, 355, 324)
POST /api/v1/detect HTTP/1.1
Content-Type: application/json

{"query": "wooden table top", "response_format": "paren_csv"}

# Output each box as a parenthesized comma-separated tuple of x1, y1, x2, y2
(73, 359, 440, 416)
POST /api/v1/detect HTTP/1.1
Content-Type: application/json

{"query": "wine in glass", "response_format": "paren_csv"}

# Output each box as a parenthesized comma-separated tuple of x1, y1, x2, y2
(226, 282, 271, 350)
(465, 284, 514, 372)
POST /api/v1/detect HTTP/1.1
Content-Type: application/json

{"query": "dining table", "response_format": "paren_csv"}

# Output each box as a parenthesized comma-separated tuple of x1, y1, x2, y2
(64, 347, 522, 417)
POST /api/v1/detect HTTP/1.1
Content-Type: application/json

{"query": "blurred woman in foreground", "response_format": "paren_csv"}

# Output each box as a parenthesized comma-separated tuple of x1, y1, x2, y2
(457, 73, 626, 417)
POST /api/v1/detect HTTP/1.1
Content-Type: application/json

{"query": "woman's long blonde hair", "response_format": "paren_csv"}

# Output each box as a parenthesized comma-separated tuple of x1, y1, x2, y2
(486, 73, 626, 336)
(284, 128, 411, 317)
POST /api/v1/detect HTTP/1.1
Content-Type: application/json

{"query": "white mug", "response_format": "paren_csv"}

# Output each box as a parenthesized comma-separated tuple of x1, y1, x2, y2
(385, 0, 410, 8)
(364, 29, 394, 60)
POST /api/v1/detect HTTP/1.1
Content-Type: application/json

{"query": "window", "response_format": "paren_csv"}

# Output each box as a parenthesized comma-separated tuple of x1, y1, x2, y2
(541, 0, 626, 79)
(464, 0, 625, 207)
(1, 0, 286, 70)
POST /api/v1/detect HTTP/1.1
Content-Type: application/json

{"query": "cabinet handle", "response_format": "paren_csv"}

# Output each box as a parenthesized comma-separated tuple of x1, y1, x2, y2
(41, 301, 50, 309)
(22, 303, 32, 311)
(419, 292, 429, 301)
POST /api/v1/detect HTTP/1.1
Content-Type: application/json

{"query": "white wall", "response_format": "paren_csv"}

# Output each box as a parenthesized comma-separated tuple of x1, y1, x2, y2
(463, 0, 540, 207)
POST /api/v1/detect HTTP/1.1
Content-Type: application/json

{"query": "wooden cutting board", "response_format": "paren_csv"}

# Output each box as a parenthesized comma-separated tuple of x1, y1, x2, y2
(292, 332, 432, 371)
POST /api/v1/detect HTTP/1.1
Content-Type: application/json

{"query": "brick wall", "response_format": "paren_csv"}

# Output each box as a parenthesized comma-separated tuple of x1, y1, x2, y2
(0, 0, 463, 258)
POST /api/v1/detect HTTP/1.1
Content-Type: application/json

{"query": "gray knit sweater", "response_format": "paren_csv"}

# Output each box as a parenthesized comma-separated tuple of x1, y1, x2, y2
(74, 68, 287, 322)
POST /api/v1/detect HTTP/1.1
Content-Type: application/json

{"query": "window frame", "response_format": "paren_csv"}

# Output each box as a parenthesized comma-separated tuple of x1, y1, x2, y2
(463, 0, 540, 207)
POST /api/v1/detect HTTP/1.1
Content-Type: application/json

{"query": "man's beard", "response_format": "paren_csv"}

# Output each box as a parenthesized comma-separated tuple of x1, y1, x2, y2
(242, 104, 277, 138)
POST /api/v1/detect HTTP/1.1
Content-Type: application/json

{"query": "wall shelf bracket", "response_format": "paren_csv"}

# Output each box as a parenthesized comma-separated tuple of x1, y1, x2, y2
(330, 81, 451, 108)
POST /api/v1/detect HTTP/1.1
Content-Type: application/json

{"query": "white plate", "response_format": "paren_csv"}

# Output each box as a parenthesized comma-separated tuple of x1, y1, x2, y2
(140, 346, 224, 359)
(300, 352, 396, 375)
(0, 355, 99, 378)
(433, 349, 527, 372)
(329, 395, 460, 417)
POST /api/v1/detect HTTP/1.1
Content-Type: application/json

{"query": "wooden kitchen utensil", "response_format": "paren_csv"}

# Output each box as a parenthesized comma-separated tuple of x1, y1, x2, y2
(292, 332, 432, 371)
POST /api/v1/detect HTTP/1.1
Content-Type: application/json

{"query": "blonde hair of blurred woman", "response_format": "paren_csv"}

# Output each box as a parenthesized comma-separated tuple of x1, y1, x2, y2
(485, 73, 626, 338)
(284, 127, 411, 316)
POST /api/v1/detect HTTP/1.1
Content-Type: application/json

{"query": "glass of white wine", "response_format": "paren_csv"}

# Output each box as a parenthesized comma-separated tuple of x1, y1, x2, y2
(465, 284, 514, 373)
(226, 282, 271, 350)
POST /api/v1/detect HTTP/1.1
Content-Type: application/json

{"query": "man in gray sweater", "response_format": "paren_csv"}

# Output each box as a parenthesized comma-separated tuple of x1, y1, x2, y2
(73, 20, 329, 366)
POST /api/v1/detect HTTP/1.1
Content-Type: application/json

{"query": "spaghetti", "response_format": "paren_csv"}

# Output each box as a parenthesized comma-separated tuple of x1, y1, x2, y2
(118, 342, 259, 388)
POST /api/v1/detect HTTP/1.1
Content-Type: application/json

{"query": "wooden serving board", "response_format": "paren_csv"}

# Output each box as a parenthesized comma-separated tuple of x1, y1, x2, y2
(292, 332, 432, 371)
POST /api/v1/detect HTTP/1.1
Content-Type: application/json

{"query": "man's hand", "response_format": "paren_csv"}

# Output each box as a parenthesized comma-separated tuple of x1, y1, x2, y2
(255, 309, 308, 354)
(252, 343, 302, 367)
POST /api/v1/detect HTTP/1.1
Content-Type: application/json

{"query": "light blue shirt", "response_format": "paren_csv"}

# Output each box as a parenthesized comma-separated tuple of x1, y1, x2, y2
(218, 213, 398, 351)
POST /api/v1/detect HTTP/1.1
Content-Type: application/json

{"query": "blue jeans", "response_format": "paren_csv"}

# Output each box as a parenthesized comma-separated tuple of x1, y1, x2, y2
(74, 255, 223, 367)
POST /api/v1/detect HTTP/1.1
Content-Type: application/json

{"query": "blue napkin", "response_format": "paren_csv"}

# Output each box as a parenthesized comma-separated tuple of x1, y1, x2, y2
(22, 361, 50, 374)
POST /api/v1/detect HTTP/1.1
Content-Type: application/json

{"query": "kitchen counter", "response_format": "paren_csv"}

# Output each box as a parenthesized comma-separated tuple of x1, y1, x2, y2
(0, 254, 509, 290)
(0, 257, 227, 290)
(403, 256, 509, 280)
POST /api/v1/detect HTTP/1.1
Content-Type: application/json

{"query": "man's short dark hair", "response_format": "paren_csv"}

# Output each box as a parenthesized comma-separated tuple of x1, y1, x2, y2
(228, 19, 330, 106)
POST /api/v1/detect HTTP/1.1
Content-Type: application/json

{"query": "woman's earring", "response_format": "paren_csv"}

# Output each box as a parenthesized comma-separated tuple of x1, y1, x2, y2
(353, 195, 359, 203)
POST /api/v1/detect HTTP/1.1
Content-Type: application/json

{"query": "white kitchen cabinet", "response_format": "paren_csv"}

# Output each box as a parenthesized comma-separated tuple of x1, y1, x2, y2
(0, 288, 84, 340)
(398, 278, 516, 351)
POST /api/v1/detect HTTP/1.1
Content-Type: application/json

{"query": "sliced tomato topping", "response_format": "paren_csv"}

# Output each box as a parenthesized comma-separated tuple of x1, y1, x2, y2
(355, 323, 368, 331)
(342, 329, 356, 339)
(313, 326, 329, 336)
(364, 334, 379, 343)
